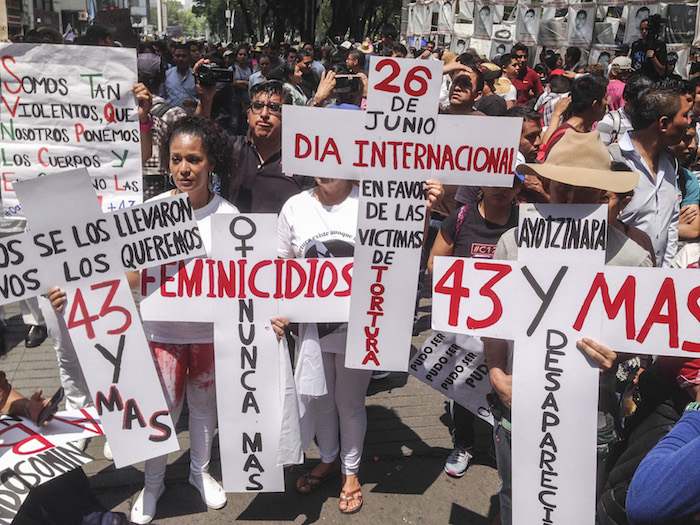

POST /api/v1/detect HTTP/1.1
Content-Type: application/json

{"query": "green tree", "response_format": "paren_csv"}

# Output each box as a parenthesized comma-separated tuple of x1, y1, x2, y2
(166, 0, 207, 37)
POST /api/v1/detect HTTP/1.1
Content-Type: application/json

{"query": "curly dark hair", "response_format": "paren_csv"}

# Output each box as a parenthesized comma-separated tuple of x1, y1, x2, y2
(160, 116, 234, 179)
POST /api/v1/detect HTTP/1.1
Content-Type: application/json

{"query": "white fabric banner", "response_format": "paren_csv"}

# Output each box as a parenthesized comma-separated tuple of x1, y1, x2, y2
(566, 3, 596, 46)
(438, 0, 457, 34)
(516, 4, 542, 46)
(474, 1, 495, 39)
(624, 1, 659, 44)
(0, 43, 143, 219)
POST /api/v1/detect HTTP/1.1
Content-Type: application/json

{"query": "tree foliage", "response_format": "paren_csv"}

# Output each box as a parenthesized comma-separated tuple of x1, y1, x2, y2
(166, 0, 207, 37)
(191, 0, 401, 43)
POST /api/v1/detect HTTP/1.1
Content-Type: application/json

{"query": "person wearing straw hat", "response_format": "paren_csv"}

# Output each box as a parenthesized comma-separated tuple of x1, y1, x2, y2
(483, 131, 653, 525)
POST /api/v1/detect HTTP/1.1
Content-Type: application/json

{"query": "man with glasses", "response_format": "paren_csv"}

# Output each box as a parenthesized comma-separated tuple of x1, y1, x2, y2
(510, 43, 543, 106)
(199, 80, 314, 213)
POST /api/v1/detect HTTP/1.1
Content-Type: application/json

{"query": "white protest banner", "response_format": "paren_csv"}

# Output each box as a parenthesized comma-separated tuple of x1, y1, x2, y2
(517, 204, 607, 265)
(408, 331, 494, 425)
(345, 180, 425, 370)
(590, 45, 618, 68)
(431, 199, 700, 523)
(140, 254, 352, 324)
(450, 35, 471, 55)
(438, 0, 456, 34)
(624, 1, 659, 44)
(473, 1, 494, 39)
(457, 0, 474, 22)
(695, 4, 700, 47)
(107, 194, 203, 272)
(281, 108, 520, 186)
(11, 169, 184, 468)
(346, 57, 439, 372)
(0, 408, 102, 523)
(567, 3, 596, 47)
(490, 39, 512, 59)
(664, 3, 696, 44)
(516, 4, 541, 47)
(210, 214, 285, 492)
(141, 214, 348, 492)
(666, 44, 690, 79)
(0, 44, 142, 218)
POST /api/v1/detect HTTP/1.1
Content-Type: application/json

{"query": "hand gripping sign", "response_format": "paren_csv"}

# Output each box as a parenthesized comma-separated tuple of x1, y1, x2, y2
(432, 204, 700, 524)
(0, 168, 206, 469)
(282, 57, 522, 372)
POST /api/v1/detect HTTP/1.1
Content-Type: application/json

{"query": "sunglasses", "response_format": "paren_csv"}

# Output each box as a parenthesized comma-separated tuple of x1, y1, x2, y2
(250, 100, 283, 115)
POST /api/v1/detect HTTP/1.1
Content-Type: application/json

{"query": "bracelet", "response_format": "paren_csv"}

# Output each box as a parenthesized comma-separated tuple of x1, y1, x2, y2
(139, 114, 153, 133)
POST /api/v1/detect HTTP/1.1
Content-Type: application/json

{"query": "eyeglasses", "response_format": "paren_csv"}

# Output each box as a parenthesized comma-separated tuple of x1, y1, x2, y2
(250, 100, 283, 115)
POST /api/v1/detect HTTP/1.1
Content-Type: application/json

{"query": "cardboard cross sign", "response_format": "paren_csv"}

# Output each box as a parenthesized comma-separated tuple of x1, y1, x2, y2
(281, 57, 523, 371)
(140, 215, 353, 492)
(432, 203, 697, 525)
(0, 168, 205, 469)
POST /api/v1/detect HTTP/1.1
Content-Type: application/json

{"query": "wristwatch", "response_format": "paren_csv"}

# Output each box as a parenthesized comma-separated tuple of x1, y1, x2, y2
(684, 401, 700, 413)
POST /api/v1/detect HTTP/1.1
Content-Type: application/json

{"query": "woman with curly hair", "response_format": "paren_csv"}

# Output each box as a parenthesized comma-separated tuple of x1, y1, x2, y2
(52, 116, 239, 523)
(130, 115, 239, 522)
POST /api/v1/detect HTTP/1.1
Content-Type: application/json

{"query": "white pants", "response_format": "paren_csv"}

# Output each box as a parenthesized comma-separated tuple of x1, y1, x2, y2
(312, 352, 371, 475)
(38, 296, 91, 410)
(0, 298, 45, 326)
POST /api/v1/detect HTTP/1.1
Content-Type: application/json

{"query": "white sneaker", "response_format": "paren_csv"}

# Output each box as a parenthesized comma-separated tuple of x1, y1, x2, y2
(72, 438, 88, 451)
(130, 482, 165, 524)
(103, 440, 113, 461)
(188, 472, 226, 509)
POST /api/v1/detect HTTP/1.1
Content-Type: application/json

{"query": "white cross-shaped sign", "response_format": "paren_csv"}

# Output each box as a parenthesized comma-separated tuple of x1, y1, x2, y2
(282, 57, 522, 371)
(432, 202, 696, 524)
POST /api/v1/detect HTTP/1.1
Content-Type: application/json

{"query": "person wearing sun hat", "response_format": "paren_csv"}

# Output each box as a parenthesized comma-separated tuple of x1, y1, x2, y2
(483, 130, 653, 525)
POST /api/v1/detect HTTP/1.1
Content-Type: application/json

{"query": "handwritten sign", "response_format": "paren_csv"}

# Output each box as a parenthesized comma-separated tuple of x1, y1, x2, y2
(6, 169, 205, 468)
(408, 331, 494, 425)
(431, 203, 700, 524)
(0, 43, 142, 218)
(0, 408, 103, 524)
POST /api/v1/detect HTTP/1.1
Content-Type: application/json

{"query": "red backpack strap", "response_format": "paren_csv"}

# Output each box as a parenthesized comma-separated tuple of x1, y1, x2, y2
(538, 127, 569, 162)
(454, 204, 469, 239)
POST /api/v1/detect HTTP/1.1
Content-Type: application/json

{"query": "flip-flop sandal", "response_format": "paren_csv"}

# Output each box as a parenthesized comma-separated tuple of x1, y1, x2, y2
(339, 488, 363, 514)
(296, 467, 339, 495)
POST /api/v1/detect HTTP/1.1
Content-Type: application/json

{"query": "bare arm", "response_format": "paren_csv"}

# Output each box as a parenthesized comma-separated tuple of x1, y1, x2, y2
(679, 204, 700, 241)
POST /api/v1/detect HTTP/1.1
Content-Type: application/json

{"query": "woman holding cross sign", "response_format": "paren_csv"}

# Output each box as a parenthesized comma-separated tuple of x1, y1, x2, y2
(272, 176, 444, 514)
(50, 115, 239, 524)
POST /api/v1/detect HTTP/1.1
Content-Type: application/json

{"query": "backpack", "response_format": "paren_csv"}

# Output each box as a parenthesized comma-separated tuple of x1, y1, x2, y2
(609, 110, 622, 144)
(151, 100, 175, 119)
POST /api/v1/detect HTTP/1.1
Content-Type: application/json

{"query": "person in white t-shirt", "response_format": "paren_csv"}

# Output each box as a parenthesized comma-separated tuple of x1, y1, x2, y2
(274, 177, 443, 514)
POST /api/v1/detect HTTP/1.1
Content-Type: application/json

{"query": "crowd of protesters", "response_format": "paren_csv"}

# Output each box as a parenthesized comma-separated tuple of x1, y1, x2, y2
(3, 11, 700, 525)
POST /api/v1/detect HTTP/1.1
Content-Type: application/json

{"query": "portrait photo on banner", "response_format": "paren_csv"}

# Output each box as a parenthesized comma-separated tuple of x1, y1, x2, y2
(516, 4, 540, 46)
(624, 1, 658, 44)
(438, 0, 456, 34)
(473, 0, 494, 39)
(664, 3, 697, 45)
(566, 3, 595, 47)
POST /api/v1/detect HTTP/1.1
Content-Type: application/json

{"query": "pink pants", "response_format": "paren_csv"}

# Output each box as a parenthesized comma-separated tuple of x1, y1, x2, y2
(144, 342, 217, 486)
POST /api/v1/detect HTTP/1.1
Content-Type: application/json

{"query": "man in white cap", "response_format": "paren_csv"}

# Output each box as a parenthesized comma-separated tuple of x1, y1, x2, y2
(483, 131, 653, 525)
